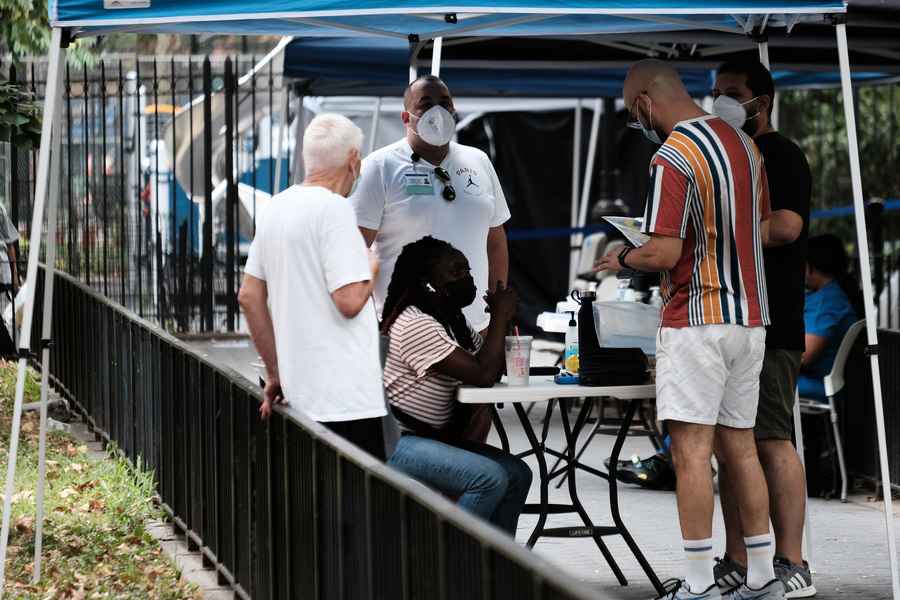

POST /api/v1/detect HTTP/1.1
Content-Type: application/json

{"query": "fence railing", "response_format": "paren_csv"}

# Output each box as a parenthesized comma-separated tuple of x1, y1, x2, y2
(34, 266, 595, 600)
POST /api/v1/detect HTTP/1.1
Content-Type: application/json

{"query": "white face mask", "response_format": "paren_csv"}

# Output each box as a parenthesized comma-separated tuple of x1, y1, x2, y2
(409, 105, 456, 147)
(628, 97, 662, 145)
(712, 95, 760, 129)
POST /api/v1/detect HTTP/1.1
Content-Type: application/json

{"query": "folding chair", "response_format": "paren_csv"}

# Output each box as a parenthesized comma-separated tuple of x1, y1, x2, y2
(793, 319, 866, 503)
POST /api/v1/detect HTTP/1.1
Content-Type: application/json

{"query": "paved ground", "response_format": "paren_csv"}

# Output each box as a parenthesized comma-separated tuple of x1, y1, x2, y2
(188, 337, 899, 600)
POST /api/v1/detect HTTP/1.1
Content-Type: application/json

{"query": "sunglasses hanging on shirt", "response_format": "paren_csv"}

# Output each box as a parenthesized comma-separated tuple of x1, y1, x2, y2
(411, 153, 456, 202)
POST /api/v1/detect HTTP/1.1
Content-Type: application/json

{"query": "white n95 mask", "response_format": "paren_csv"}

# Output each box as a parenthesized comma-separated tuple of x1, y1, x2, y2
(712, 95, 760, 129)
(410, 105, 456, 147)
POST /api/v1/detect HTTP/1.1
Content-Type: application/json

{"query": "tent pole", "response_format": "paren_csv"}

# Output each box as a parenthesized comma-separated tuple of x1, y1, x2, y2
(575, 99, 602, 267)
(836, 21, 900, 599)
(32, 53, 65, 585)
(273, 85, 289, 194)
(292, 93, 306, 185)
(569, 100, 583, 287)
(431, 37, 443, 76)
(0, 27, 65, 597)
(408, 36, 421, 83)
(368, 97, 383, 156)
(757, 39, 818, 568)
(757, 40, 770, 68)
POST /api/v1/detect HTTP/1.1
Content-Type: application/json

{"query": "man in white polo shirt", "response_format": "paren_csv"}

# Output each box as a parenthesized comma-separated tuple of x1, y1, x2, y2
(350, 75, 510, 333)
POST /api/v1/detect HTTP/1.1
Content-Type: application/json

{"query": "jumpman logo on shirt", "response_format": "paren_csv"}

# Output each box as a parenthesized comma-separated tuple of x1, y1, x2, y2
(466, 175, 479, 189)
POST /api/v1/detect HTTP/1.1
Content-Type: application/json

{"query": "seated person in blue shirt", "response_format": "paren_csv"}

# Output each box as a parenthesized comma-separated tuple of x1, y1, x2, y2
(798, 234, 862, 399)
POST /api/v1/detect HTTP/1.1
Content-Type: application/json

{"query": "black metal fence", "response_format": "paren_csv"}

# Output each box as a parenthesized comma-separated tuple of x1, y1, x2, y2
(34, 266, 594, 600)
(3, 54, 289, 333)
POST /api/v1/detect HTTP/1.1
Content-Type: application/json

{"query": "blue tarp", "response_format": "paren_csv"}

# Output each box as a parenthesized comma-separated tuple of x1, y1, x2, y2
(50, 0, 844, 37)
(284, 36, 889, 98)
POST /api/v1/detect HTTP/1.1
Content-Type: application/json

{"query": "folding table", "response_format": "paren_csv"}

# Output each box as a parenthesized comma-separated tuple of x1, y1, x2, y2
(459, 376, 665, 596)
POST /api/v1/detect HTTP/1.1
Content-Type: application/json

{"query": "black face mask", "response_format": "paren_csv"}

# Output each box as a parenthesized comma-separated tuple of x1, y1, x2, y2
(442, 276, 477, 309)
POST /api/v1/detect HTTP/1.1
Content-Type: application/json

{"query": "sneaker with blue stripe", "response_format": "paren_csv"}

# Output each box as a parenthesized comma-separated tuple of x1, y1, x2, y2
(725, 579, 785, 600)
(774, 557, 816, 598)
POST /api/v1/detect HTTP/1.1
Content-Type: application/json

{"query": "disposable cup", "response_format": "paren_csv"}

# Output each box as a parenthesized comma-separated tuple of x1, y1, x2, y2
(505, 336, 533, 386)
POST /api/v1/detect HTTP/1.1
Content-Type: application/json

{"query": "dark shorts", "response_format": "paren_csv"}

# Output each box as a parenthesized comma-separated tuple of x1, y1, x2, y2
(324, 417, 387, 460)
(755, 348, 802, 441)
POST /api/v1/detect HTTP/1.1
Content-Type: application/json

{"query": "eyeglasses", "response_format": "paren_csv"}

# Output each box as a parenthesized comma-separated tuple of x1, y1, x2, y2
(411, 153, 456, 202)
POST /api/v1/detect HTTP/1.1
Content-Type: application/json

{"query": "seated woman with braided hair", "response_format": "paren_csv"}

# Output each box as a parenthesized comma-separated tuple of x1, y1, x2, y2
(382, 236, 531, 535)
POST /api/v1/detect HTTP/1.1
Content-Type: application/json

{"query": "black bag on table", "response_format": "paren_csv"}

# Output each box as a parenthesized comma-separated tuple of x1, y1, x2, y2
(575, 289, 650, 387)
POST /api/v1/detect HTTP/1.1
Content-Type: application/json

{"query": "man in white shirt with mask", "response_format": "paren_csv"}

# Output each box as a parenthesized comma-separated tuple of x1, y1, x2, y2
(351, 75, 510, 333)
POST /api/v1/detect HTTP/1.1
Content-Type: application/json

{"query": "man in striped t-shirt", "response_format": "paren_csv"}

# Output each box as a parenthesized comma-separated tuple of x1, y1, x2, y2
(595, 60, 781, 600)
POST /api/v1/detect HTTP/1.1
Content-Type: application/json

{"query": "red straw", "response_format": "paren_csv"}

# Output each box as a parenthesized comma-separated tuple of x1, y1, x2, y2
(514, 325, 520, 338)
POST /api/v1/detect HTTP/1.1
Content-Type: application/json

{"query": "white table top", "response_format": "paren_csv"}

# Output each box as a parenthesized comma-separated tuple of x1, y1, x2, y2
(457, 376, 656, 405)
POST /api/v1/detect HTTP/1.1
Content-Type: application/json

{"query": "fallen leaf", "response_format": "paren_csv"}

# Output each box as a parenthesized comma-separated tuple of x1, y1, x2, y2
(88, 499, 104, 512)
(14, 516, 34, 535)
(69, 463, 84, 473)
(74, 480, 98, 492)
(59, 488, 78, 499)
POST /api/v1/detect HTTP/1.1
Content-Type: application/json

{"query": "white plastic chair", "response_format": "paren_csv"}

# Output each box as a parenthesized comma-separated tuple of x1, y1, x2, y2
(794, 319, 866, 502)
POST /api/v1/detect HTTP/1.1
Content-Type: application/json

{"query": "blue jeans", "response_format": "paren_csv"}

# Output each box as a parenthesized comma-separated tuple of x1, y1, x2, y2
(388, 434, 532, 535)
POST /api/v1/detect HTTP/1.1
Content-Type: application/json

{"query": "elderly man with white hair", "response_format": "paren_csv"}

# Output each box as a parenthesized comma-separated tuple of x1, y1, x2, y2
(239, 113, 387, 458)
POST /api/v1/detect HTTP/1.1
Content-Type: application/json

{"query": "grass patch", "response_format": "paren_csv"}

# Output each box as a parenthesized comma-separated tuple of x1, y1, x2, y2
(0, 362, 200, 599)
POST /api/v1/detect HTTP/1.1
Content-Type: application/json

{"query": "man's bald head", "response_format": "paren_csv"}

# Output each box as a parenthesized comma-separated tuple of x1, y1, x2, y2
(403, 75, 453, 112)
(623, 59, 690, 108)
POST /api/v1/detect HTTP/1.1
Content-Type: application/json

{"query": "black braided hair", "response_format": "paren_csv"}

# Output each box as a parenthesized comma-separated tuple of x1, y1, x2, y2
(380, 236, 476, 352)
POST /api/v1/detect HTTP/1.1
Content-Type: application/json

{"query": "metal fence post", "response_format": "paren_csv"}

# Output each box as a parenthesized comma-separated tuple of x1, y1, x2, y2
(202, 57, 214, 331)
(224, 57, 236, 332)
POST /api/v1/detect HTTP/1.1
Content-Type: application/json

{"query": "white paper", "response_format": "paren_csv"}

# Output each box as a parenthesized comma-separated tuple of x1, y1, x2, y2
(603, 216, 650, 248)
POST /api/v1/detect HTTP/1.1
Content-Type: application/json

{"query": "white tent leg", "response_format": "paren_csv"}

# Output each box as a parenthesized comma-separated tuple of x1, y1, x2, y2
(836, 21, 900, 600)
(273, 86, 289, 194)
(32, 59, 65, 585)
(792, 389, 815, 569)
(0, 27, 65, 596)
(291, 94, 305, 185)
(431, 37, 443, 76)
(368, 97, 383, 156)
(568, 100, 583, 288)
(758, 40, 770, 68)
(574, 99, 602, 268)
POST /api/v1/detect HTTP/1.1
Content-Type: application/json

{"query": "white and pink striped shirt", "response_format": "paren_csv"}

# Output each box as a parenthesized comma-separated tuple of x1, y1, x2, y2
(384, 306, 482, 429)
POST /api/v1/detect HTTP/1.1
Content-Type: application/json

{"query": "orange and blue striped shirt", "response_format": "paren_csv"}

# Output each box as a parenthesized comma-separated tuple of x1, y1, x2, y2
(641, 115, 770, 329)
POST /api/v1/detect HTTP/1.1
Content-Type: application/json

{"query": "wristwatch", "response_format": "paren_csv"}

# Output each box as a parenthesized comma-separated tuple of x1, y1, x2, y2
(617, 246, 633, 269)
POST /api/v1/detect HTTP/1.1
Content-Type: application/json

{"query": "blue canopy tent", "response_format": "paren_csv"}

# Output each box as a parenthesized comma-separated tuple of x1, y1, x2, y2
(283, 35, 895, 98)
(7, 1, 897, 598)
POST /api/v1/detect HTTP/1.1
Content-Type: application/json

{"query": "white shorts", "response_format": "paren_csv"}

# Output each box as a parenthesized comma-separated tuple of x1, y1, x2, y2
(656, 324, 766, 429)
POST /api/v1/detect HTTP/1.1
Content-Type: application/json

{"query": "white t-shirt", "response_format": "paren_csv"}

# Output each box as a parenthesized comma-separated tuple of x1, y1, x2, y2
(244, 185, 386, 423)
(350, 139, 511, 331)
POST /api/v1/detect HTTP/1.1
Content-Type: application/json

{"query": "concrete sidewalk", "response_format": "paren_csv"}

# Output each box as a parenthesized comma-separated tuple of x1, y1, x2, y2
(495, 405, 898, 600)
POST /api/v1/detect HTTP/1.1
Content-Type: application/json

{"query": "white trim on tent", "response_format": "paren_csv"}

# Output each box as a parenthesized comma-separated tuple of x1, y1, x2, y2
(54, 5, 847, 29)
(836, 20, 900, 598)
